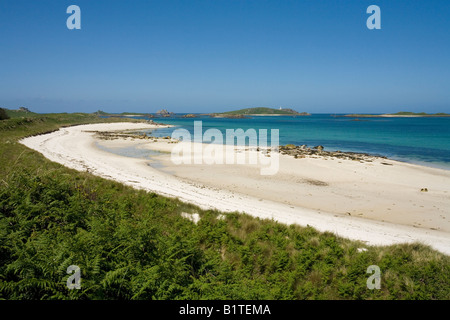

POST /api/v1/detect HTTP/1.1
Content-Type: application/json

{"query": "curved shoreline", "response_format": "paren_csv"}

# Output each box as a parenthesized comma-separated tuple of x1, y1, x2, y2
(94, 126, 450, 171)
(20, 122, 450, 255)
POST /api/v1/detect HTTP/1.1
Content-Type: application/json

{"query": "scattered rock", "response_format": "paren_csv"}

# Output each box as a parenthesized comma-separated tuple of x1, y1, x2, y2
(313, 145, 324, 152)
(94, 130, 153, 141)
(420, 188, 428, 192)
(304, 179, 328, 186)
(279, 144, 384, 162)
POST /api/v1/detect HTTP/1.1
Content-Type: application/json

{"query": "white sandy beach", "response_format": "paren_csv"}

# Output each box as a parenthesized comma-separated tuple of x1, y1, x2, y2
(20, 122, 450, 255)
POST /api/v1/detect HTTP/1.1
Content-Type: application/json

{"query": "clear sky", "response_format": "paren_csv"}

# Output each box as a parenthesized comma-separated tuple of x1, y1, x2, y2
(1, 0, 449, 114)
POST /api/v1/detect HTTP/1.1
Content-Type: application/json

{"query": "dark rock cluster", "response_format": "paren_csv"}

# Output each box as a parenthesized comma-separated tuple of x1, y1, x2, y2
(279, 144, 386, 162)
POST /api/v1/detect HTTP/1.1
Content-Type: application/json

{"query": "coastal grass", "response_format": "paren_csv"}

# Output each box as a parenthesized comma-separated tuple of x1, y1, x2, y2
(0, 113, 449, 300)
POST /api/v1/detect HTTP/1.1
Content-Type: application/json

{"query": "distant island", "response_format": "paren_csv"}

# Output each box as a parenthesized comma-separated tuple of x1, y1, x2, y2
(94, 110, 161, 118)
(210, 107, 311, 118)
(90, 108, 312, 119)
(344, 112, 450, 118)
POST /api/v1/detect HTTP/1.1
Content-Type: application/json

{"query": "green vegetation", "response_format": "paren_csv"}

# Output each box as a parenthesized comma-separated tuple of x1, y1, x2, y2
(4, 107, 37, 119)
(93, 110, 110, 116)
(0, 113, 449, 300)
(0, 108, 9, 120)
(222, 107, 310, 116)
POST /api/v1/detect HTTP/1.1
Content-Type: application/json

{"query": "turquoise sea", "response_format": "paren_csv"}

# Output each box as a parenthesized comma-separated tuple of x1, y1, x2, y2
(127, 114, 450, 170)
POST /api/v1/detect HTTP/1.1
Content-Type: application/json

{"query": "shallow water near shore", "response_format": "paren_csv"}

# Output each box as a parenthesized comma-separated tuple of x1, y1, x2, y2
(127, 114, 450, 170)
(95, 141, 167, 169)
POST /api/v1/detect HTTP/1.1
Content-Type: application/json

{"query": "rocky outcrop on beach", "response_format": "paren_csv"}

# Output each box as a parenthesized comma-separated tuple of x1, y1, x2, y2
(279, 144, 386, 162)
(92, 131, 151, 140)
(91, 128, 388, 163)
(182, 114, 197, 118)
(90, 126, 178, 144)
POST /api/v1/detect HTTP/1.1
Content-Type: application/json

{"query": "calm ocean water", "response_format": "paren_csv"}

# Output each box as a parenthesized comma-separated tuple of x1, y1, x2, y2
(129, 114, 450, 170)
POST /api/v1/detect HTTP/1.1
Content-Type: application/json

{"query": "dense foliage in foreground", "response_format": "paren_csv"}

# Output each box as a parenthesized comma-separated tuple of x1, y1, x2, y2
(0, 108, 9, 121)
(0, 114, 449, 299)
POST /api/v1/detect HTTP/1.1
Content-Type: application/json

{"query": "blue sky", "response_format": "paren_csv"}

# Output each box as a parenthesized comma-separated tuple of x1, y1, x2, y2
(0, 0, 449, 114)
